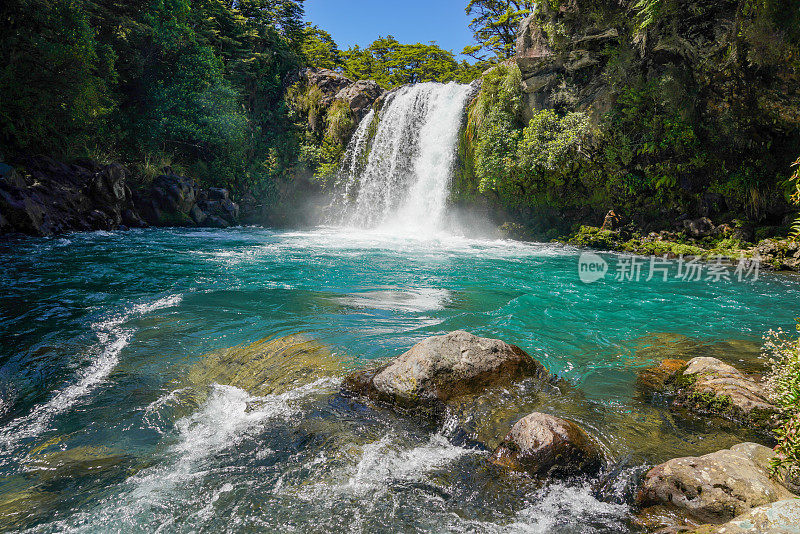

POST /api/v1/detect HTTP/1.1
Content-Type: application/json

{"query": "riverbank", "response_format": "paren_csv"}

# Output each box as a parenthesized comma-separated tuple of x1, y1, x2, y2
(0, 156, 246, 237)
(557, 224, 800, 273)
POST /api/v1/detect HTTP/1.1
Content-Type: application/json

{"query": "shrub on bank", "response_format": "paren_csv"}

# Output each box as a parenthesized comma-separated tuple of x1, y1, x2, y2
(764, 324, 800, 485)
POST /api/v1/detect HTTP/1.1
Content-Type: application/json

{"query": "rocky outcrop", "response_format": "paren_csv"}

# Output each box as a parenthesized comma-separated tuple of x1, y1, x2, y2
(129, 173, 240, 229)
(334, 79, 384, 120)
(637, 356, 776, 430)
(693, 499, 800, 534)
(342, 330, 548, 415)
(0, 157, 133, 236)
(294, 68, 386, 134)
(0, 157, 240, 236)
(682, 217, 717, 238)
(491, 412, 603, 479)
(638, 443, 796, 523)
(514, 2, 619, 122)
(755, 239, 800, 271)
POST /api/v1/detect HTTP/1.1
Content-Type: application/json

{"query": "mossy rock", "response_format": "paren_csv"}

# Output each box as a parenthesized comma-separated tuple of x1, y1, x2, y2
(567, 225, 624, 250)
(185, 333, 349, 397)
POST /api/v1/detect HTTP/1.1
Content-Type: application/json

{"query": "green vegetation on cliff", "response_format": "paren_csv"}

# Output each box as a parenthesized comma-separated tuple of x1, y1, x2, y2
(463, 63, 594, 208)
(459, 0, 800, 236)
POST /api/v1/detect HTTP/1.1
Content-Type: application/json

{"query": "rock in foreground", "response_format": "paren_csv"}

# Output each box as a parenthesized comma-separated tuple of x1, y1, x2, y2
(342, 331, 547, 414)
(491, 412, 603, 479)
(638, 443, 795, 523)
(693, 499, 800, 534)
(637, 356, 776, 430)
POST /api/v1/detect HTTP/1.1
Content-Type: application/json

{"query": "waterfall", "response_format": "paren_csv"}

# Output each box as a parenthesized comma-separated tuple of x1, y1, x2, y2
(331, 82, 474, 235)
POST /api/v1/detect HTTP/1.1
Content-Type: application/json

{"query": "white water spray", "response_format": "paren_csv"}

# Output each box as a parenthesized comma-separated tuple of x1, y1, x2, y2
(332, 82, 474, 235)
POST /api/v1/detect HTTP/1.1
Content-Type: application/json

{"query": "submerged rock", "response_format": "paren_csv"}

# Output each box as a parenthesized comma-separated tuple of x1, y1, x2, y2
(187, 333, 347, 396)
(491, 412, 603, 479)
(637, 356, 776, 431)
(342, 330, 548, 414)
(693, 499, 800, 534)
(637, 443, 795, 523)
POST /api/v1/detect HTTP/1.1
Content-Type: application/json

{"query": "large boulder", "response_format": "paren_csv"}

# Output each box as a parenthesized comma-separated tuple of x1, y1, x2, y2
(693, 499, 800, 534)
(638, 443, 796, 523)
(335, 79, 385, 120)
(637, 356, 776, 431)
(342, 330, 548, 414)
(491, 412, 603, 479)
(150, 174, 198, 215)
(186, 333, 347, 397)
(682, 217, 716, 238)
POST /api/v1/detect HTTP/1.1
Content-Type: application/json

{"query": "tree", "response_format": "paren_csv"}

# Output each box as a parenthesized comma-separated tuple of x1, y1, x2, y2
(0, 0, 114, 156)
(463, 0, 534, 61)
(342, 37, 479, 88)
(302, 24, 343, 70)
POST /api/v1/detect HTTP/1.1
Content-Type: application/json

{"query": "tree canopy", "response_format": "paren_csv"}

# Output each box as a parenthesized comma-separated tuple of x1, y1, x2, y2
(342, 36, 482, 88)
(463, 0, 534, 61)
(0, 0, 307, 192)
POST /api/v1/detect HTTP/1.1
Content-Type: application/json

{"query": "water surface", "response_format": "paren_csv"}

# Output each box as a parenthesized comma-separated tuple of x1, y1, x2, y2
(1, 226, 798, 533)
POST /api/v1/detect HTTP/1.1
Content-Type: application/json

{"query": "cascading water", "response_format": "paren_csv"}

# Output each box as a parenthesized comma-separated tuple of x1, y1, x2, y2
(331, 82, 474, 235)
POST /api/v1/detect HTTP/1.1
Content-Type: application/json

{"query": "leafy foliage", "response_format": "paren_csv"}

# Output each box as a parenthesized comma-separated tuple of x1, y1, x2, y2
(0, 0, 306, 193)
(302, 24, 343, 71)
(764, 324, 800, 484)
(0, 0, 114, 156)
(464, 0, 535, 61)
(465, 63, 593, 207)
(790, 158, 800, 238)
(342, 36, 483, 88)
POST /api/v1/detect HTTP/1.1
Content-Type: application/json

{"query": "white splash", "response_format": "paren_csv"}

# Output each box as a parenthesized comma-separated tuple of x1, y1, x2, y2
(55, 379, 335, 532)
(507, 483, 629, 533)
(332, 82, 474, 235)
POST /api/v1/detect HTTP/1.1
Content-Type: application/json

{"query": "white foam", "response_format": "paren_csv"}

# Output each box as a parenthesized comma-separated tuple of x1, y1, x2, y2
(125, 379, 333, 504)
(293, 433, 474, 502)
(338, 288, 451, 313)
(507, 483, 629, 533)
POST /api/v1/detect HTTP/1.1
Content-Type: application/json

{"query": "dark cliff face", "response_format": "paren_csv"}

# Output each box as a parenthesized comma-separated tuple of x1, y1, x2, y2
(0, 157, 242, 237)
(516, 0, 800, 126)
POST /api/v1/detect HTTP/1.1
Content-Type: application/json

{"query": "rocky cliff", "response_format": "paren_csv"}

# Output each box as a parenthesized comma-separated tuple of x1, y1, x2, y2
(0, 157, 242, 237)
(462, 0, 800, 235)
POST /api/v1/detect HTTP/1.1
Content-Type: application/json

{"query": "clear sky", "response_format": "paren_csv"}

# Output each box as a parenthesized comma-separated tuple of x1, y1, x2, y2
(304, 0, 474, 58)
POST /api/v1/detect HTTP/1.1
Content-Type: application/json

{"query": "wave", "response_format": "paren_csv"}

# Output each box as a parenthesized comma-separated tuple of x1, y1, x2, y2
(0, 294, 183, 459)
(43, 378, 334, 532)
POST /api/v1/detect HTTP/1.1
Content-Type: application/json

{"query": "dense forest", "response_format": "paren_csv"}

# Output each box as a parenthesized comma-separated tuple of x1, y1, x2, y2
(1, 0, 800, 235)
(0, 0, 486, 200)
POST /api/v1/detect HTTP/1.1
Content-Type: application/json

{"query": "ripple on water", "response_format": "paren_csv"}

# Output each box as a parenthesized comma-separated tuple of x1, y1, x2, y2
(0, 294, 183, 461)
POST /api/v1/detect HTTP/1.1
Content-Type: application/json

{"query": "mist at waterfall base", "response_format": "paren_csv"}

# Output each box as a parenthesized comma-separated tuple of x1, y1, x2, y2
(2, 84, 800, 533)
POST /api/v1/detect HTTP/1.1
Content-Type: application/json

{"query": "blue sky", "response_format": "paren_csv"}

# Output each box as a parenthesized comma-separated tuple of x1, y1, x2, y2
(304, 0, 474, 58)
